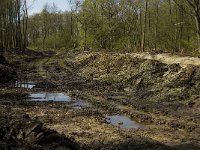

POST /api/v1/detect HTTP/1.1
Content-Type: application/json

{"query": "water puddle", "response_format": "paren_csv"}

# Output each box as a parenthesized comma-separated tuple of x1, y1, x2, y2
(71, 100, 92, 109)
(105, 115, 142, 129)
(15, 81, 35, 89)
(29, 93, 71, 102)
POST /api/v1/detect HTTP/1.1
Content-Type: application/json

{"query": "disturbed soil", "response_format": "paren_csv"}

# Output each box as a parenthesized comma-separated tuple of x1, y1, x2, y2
(0, 49, 200, 149)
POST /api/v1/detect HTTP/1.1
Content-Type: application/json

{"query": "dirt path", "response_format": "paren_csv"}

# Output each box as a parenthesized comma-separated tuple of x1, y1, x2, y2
(130, 52, 200, 67)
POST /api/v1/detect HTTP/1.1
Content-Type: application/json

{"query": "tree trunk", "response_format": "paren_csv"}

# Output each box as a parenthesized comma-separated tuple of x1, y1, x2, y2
(23, 0, 28, 50)
(194, 15, 200, 48)
(154, 0, 159, 51)
(141, 0, 148, 52)
(84, 26, 87, 51)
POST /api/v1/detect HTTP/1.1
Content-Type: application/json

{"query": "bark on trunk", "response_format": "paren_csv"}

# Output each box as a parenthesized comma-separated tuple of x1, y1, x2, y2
(194, 15, 200, 48)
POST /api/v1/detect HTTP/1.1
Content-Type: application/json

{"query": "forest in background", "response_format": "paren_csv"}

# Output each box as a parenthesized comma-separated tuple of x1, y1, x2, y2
(1, 0, 200, 56)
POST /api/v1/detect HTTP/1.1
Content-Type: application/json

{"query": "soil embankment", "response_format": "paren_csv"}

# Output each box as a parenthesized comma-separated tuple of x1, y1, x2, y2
(73, 52, 200, 130)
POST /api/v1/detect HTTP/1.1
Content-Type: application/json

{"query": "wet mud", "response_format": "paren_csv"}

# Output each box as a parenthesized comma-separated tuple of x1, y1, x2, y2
(0, 50, 200, 149)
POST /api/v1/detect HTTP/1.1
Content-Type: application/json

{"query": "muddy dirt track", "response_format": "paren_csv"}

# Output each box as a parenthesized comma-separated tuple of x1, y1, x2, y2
(0, 50, 200, 150)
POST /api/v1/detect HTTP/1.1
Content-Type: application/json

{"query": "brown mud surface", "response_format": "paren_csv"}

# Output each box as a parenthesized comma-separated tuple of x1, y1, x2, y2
(0, 50, 200, 149)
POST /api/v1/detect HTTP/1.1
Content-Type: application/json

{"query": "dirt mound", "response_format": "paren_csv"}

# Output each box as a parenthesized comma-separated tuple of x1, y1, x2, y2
(74, 52, 200, 131)
(76, 52, 200, 99)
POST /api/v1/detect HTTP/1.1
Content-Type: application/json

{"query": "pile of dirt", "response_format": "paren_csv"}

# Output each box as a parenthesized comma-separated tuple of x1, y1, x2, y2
(0, 113, 79, 150)
(75, 52, 200, 101)
(73, 52, 200, 130)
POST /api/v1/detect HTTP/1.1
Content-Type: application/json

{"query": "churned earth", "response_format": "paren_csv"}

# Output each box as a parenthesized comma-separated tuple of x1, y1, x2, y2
(0, 49, 199, 149)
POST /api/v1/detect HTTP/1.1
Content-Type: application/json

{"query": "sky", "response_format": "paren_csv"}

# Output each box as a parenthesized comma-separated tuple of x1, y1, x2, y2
(27, 0, 71, 15)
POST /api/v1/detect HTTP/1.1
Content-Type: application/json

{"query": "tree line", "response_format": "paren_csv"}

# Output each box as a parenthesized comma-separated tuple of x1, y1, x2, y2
(1, 0, 200, 56)
(0, 0, 28, 55)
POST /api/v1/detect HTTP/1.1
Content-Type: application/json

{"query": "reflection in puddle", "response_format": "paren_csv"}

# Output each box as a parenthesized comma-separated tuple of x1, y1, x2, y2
(29, 93, 71, 102)
(71, 100, 92, 109)
(106, 115, 141, 129)
(15, 81, 35, 89)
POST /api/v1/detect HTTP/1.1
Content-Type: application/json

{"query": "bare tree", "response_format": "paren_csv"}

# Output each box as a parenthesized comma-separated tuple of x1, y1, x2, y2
(174, 0, 200, 48)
